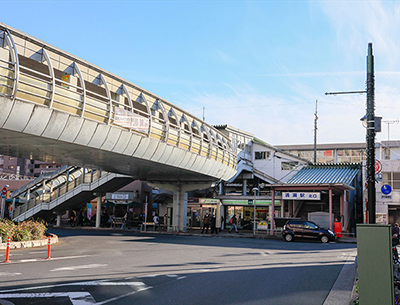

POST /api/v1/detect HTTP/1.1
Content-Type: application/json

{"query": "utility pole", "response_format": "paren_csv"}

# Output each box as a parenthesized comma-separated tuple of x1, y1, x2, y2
(325, 43, 376, 224)
(313, 100, 318, 164)
(366, 42, 376, 224)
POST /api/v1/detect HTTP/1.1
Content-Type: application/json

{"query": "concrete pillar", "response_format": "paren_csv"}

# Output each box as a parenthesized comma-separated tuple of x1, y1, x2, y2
(56, 213, 61, 227)
(242, 179, 247, 196)
(96, 196, 102, 228)
(289, 200, 294, 217)
(149, 182, 211, 232)
(219, 182, 225, 195)
(270, 190, 275, 235)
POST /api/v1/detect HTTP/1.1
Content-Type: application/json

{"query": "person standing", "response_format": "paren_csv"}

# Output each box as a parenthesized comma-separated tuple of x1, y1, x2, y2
(153, 213, 160, 231)
(164, 213, 168, 231)
(70, 210, 76, 227)
(393, 223, 400, 245)
(211, 214, 218, 234)
(229, 214, 238, 233)
(201, 213, 210, 234)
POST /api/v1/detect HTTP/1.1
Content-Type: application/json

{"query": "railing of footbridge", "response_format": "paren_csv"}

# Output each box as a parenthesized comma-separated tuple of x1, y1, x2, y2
(0, 24, 236, 169)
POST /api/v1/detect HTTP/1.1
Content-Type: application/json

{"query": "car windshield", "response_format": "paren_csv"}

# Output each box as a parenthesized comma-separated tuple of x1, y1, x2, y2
(304, 222, 318, 229)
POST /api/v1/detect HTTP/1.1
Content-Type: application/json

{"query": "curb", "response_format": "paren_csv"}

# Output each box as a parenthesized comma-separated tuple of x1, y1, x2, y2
(0, 234, 58, 250)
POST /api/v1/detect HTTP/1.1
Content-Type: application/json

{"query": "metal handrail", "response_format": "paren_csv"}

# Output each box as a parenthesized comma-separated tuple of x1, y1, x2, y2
(13, 169, 105, 218)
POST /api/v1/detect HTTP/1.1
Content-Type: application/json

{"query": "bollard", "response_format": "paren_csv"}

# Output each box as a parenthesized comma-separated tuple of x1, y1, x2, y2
(46, 236, 51, 260)
(3, 236, 11, 263)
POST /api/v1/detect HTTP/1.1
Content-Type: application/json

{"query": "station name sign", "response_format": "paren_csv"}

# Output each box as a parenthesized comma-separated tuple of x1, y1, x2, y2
(282, 192, 321, 200)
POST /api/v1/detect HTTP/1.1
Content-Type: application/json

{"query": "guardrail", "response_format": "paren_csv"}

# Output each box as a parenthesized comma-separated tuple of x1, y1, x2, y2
(0, 24, 236, 169)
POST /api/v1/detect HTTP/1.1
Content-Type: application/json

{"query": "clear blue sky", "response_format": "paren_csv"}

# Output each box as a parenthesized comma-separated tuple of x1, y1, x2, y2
(4, 0, 400, 145)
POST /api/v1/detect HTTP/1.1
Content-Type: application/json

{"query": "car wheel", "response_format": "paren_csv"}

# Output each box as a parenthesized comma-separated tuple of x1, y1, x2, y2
(284, 234, 294, 242)
(320, 235, 329, 243)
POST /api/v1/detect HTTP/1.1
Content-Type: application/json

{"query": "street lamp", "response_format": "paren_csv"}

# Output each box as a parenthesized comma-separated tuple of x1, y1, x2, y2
(252, 187, 259, 237)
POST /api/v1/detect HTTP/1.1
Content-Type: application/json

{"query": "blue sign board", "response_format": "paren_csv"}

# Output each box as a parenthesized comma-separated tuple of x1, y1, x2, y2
(381, 184, 392, 195)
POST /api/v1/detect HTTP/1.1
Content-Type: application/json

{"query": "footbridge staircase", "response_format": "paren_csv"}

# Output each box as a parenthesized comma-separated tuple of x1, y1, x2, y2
(11, 166, 134, 222)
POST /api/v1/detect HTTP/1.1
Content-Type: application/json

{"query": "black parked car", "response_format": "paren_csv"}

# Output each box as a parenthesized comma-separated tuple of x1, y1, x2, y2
(282, 219, 336, 243)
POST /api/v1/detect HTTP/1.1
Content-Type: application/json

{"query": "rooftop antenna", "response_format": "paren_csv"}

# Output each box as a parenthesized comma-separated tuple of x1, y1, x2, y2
(203, 107, 205, 121)
(382, 119, 399, 141)
(313, 100, 318, 164)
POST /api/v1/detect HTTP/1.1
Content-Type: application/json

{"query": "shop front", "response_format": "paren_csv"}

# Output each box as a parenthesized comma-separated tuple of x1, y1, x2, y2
(222, 199, 281, 230)
(186, 198, 222, 229)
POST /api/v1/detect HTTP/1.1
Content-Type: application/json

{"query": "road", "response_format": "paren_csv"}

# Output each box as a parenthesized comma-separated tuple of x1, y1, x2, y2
(0, 228, 357, 305)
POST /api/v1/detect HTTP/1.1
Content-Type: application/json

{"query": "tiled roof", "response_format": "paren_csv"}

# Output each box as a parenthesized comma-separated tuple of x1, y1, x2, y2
(287, 163, 361, 186)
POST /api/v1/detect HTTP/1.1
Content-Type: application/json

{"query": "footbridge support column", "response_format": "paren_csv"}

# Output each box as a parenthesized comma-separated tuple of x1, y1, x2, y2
(150, 182, 212, 232)
(94, 193, 102, 228)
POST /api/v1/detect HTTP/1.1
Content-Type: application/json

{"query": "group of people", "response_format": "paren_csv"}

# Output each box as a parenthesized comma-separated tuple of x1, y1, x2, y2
(201, 213, 219, 234)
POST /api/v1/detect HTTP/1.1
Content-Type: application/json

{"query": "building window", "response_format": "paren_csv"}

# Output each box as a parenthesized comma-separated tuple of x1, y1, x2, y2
(382, 172, 400, 190)
(394, 173, 400, 189)
(281, 161, 298, 171)
(255, 151, 270, 160)
(383, 147, 390, 160)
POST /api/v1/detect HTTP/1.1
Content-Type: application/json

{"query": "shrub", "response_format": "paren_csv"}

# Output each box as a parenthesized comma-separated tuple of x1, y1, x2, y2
(0, 219, 47, 242)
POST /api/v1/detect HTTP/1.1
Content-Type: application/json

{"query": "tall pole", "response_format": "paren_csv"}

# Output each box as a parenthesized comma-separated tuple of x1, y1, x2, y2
(366, 42, 376, 224)
(313, 100, 318, 164)
(252, 188, 258, 237)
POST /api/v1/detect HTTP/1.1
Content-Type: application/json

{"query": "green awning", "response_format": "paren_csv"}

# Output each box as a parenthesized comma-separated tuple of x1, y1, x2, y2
(126, 201, 143, 206)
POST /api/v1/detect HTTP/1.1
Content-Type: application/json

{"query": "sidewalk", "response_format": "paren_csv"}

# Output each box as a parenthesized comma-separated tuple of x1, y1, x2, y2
(52, 224, 357, 243)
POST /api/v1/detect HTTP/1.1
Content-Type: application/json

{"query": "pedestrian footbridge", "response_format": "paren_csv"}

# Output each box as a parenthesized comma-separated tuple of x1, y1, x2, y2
(0, 23, 237, 230)
(0, 23, 236, 184)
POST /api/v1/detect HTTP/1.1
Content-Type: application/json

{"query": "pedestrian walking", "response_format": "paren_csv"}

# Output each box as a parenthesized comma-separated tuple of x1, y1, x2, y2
(201, 213, 211, 234)
(229, 214, 238, 233)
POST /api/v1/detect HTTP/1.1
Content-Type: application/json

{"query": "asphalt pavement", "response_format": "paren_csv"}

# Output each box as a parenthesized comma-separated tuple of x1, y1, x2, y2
(50, 224, 358, 305)
(0, 225, 358, 305)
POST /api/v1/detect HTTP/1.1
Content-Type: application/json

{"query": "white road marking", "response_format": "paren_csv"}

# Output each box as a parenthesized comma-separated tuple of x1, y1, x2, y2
(0, 280, 147, 293)
(20, 259, 40, 263)
(63, 281, 146, 287)
(50, 264, 108, 272)
(177, 276, 187, 280)
(49, 255, 92, 260)
(0, 272, 21, 277)
(166, 275, 178, 277)
(0, 292, 96, 305)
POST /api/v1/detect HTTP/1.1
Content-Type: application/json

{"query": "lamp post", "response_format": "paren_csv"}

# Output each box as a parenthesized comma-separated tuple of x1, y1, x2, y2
(252, 187, 259, 237)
